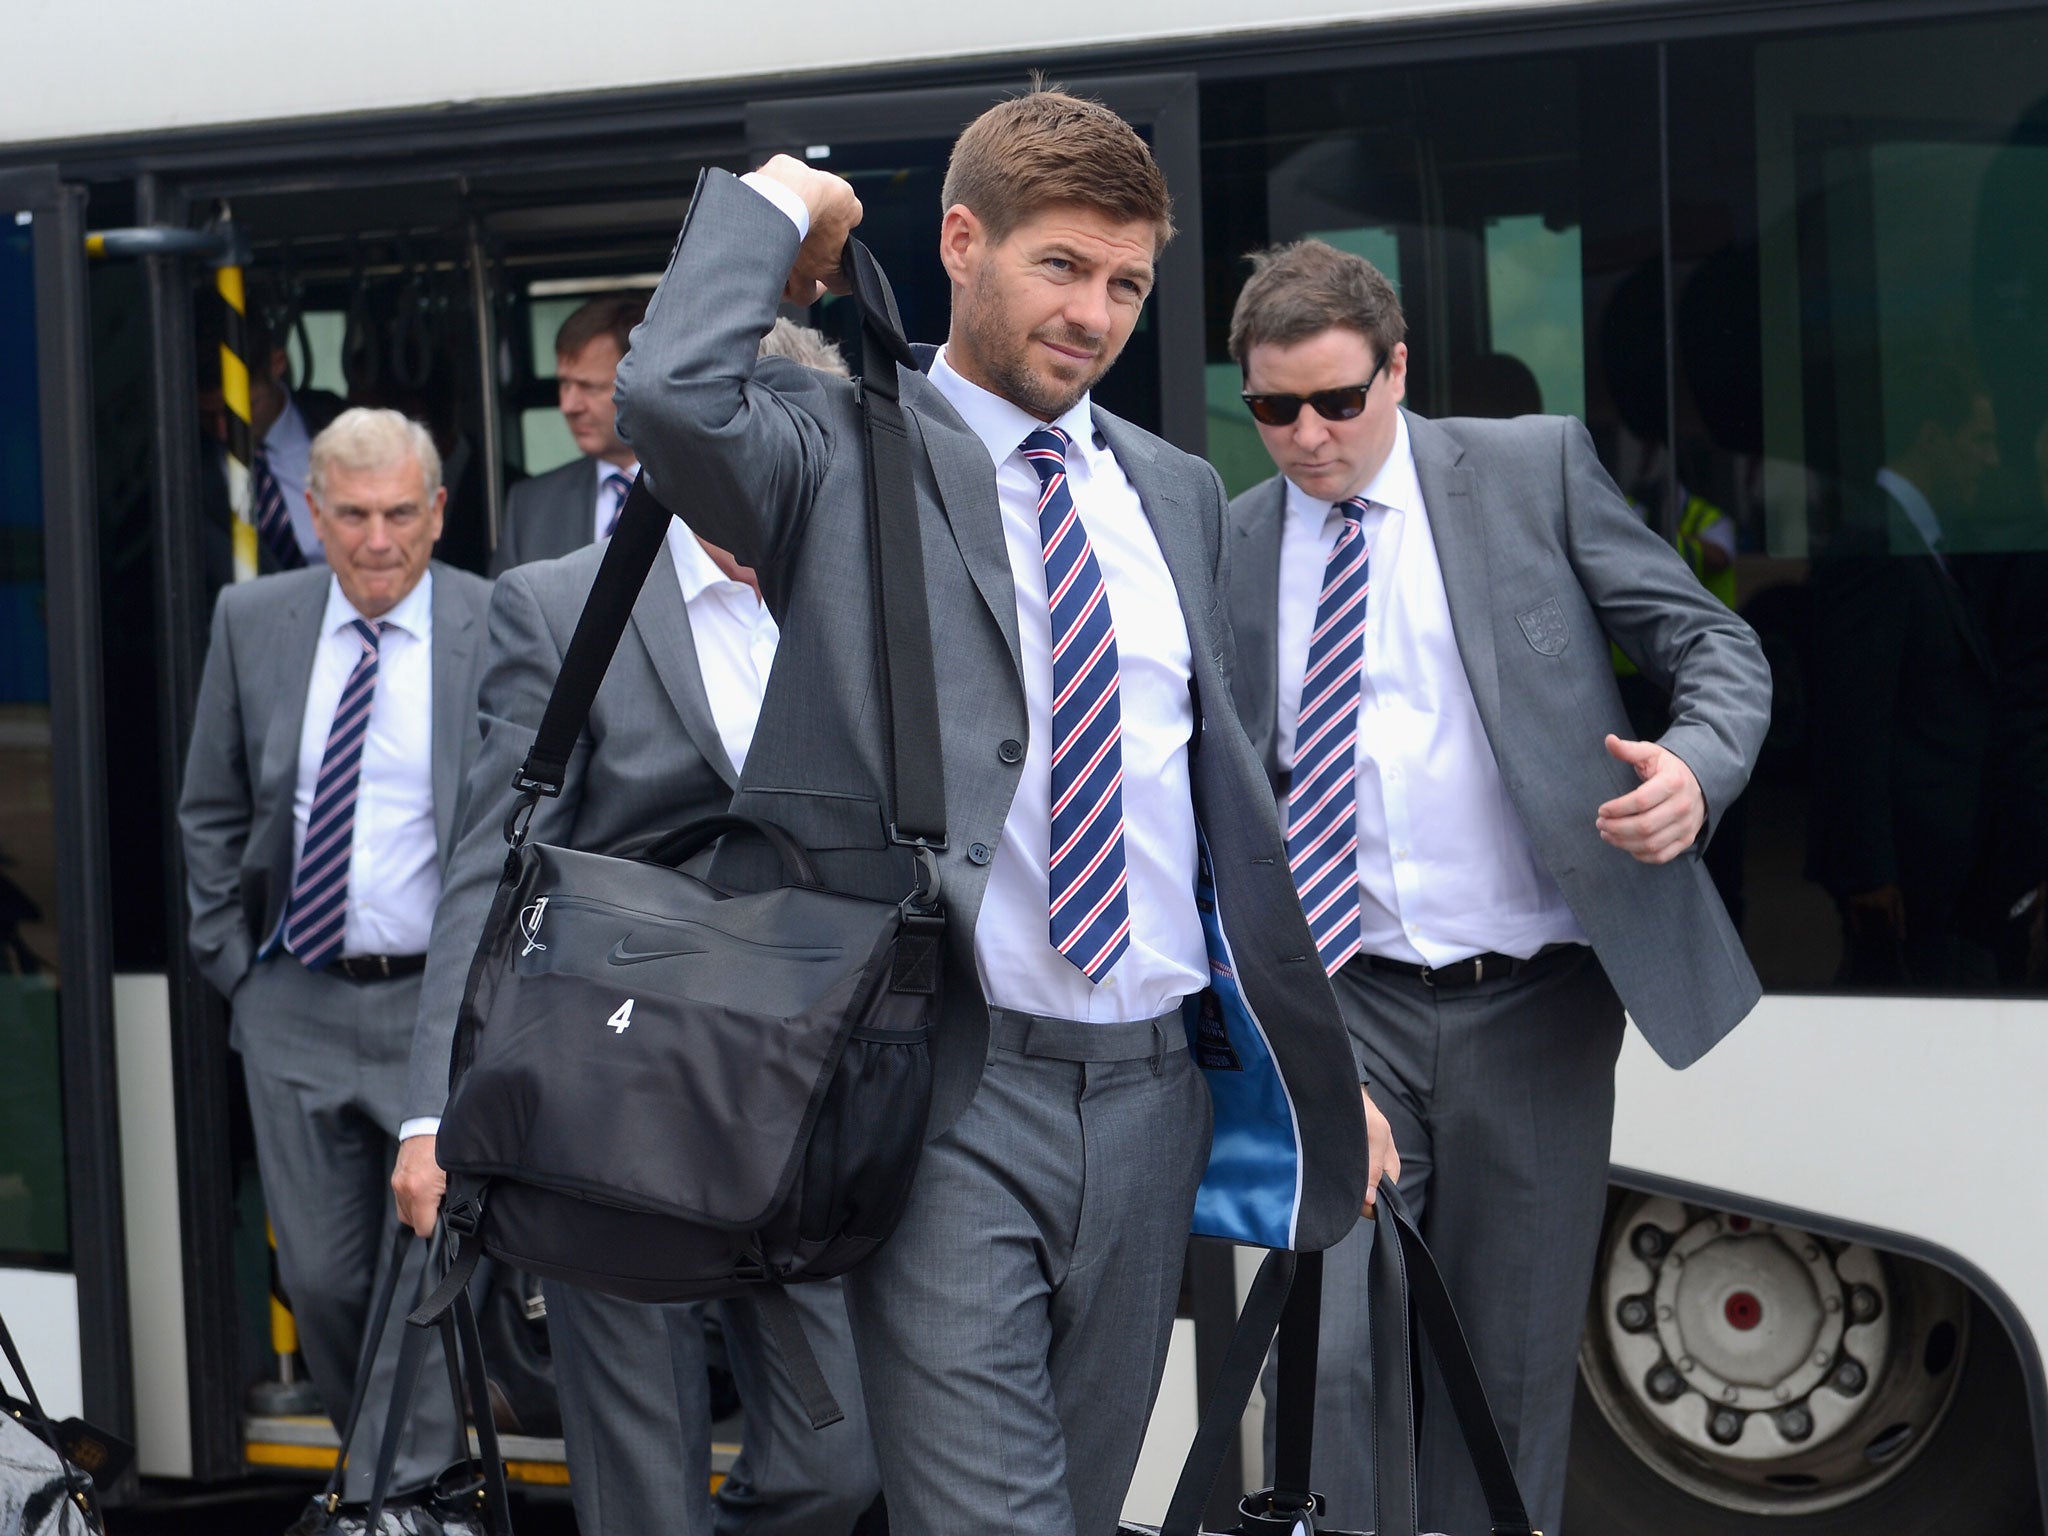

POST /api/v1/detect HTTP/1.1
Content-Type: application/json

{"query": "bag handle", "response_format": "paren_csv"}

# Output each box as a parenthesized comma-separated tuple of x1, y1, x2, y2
(507, 210, 946, 854)
(0, 1310, 106, 1533)
(1156, 1184, 1535, 1536)
(640, 812, 823, 886)
(300, 1225, 414, 1525)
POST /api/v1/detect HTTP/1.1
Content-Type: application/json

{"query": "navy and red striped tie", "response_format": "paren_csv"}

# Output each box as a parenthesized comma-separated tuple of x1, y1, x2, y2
(283, 618, 383, 971)
(1022, 426, 1131, 983)
(252, 449, 307, 571)
(1288, 497, 1371, 974)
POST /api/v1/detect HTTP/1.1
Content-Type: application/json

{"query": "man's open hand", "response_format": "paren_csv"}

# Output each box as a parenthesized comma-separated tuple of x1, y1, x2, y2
(1361, 1086, 1401, 1214)
(391, 1133, 445, 1238)
(753, 154, 863, 305)
(1597, 735, 1705, 865)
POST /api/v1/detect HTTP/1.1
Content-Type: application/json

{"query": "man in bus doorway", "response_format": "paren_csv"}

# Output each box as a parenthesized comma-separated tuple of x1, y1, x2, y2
(1223, 239, 1772, 1536)
(178, 409, 495, 1522)
(613, 90, 1386, 1536)
(489, 293, 646, 575)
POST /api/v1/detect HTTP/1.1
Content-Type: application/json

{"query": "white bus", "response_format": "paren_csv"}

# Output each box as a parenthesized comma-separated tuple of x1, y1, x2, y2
(2, 1, 2042, 1530)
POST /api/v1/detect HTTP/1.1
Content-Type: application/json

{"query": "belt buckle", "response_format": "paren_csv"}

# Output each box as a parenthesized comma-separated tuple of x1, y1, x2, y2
(373, 954, 391, 979)
(1417, 964, 1436, 989)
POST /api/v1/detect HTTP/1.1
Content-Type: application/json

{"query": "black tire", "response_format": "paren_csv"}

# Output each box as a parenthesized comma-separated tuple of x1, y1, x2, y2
(1564, 1297, 2042, 1535)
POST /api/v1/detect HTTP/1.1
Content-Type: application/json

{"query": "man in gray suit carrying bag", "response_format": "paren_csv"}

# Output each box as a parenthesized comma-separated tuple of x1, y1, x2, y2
(178, 409, 494, 1518)
(392, 329, 883, 1536)
(1224, 240, 1772, 1535)
(614, 90, 1387, 1536)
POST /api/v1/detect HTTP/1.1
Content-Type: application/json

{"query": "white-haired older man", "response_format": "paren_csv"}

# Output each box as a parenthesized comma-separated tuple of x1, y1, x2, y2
(180, 408, 494, 1528)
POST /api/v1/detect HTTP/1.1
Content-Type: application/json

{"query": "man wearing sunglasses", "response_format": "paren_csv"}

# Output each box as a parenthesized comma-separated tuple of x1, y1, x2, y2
(1224, 239, 1772, 1536)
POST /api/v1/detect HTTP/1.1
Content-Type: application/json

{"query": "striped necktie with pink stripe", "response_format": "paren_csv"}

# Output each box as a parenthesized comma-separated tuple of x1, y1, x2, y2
(283, 618, 384, 971)
(1288, 496, 1371, 975)
(1022, 425, 1131, 983)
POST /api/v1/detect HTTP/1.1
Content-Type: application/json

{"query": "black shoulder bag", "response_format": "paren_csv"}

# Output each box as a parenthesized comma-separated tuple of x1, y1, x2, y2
(1121, 1186, 1538, 1536)
(424, 242, 944, 1423)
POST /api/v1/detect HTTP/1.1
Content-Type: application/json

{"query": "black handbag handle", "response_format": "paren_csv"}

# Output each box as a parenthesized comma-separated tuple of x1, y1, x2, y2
(1156, 1183, 1534, 1536)
(641, 812, 824, 886)
(302, 1224, 414, 1524)
(508, 206, 946, 854)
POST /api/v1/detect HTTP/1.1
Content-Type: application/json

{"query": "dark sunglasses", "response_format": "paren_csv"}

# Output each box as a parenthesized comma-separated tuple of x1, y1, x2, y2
(1241, 355, 1388, 427)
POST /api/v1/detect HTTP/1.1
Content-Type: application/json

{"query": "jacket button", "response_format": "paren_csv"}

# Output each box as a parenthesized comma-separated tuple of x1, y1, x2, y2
(998, 739, 1024, 764)
(968, 841, 993, 865)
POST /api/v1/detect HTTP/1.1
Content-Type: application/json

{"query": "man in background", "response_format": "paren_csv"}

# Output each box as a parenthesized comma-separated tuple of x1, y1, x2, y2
(490, 293, 646, 575)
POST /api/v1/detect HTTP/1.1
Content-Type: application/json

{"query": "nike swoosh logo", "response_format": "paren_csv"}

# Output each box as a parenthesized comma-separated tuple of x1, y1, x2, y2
(608, 937, 709, 965)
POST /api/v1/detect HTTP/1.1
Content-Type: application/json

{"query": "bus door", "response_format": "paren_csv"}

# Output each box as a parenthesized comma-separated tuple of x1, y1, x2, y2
(0, 165, 129, 1464)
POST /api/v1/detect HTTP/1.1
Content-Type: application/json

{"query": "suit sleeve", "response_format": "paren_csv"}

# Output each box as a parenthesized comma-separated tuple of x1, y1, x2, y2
(177, 592, 256, 998)
(612, 169, 833, 576)
(1557, 417, 1772, 839)
(405, 566, 590, 1121)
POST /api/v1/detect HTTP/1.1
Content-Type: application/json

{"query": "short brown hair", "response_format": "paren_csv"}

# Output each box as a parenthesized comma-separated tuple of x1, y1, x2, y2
(1228, 240, 1405, 369)
(554, 293, 648, 361)
(941, 87, 1173, 253)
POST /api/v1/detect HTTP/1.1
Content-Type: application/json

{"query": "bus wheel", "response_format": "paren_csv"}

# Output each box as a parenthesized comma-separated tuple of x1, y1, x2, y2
(1564, 1193, 2040, 1534)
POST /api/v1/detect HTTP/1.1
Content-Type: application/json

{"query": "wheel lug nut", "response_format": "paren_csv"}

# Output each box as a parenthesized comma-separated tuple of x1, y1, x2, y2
(1832, 1358, 1867, 1395)
(1617, 1295, 1654, 1333)
(1709, 1408, 1745, 1445)
(1647, 1364, 1685, 1403)
(1631, 1225, 1670, 1261)
(1778, 1405, 1815, 1442)
(1850, 1286, 1883, 1323)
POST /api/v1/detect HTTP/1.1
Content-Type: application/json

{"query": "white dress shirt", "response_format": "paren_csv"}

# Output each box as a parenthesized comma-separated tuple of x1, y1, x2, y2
(592, 460, 642, 545)
(1274, 412, 1585, 965)
(288, 572, 441, 958)
(665, 520, 779, 772)
(927, 350, 1207, 1023)
(264, 393, 325, 566)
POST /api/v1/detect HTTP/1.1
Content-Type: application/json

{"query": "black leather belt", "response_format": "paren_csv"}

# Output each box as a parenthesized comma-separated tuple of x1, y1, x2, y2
(326, 953, 428, 983)
(1359, 942, 1583, 990)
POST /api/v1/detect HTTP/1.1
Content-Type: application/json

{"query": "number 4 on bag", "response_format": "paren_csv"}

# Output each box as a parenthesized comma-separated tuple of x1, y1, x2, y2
(606, 998, 634, 1034)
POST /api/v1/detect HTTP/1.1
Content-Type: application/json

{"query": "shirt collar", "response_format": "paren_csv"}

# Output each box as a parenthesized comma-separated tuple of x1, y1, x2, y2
(1284, 409, 1423, 531)
(1876, 467, 1945, 551)
(928, 346, 1098, 471)
(322, 567, 433, 641)
(264, 391, 310, 455)
(666, 522, 747, 605)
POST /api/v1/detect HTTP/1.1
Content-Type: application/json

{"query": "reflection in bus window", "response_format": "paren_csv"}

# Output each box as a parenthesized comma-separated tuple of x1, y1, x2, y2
(0, 209, 69, 1267)
(1674, 9, 2048, 994)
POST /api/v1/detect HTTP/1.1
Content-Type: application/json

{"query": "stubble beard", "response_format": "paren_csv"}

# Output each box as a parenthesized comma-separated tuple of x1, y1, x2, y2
(958, 283, 1112, 422)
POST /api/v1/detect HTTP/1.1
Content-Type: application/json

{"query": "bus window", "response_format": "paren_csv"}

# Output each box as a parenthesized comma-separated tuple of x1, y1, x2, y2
(0, 207, 69, 1269)
(1669, 8, 2048, 995)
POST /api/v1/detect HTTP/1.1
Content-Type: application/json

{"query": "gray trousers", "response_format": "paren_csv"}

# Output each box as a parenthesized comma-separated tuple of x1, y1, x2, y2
(547, 1278, 879, 1536)
(1263, 946, 1624, 1536)
(846, 1010, 1212, 1536)
(233, 956, 461, 1500)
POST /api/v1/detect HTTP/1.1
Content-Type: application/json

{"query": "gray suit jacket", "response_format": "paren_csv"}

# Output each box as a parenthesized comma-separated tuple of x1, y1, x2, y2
(490, 457, 599, 577)
(1227, 411, 1772, 1069)
(614, 168, 1369, 1251)
(179, 562, 494, 1000)
(404, 542, 740, 1120)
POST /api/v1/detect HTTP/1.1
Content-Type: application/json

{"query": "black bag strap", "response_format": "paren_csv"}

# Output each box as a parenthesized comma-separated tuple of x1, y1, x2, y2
(754, 1286, 845, 1432)
(305, 1225, 414, 1524)
(505, 236, 945, 854)
(0, 1310, 105, 1533)
(1157, 1249, 1296, 1536)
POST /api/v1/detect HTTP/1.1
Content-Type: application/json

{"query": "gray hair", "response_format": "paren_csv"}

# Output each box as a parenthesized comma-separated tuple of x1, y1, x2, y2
(758, 317, 850, 379)
(308, 407, 442, 507)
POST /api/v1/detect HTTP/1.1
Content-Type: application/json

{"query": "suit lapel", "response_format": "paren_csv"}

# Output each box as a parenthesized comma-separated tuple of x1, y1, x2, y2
(1232, 477, 1286, 775)
(554, 459, 600, 561)
(428, 565, 479, 863)
(259, 577, 327, 816)
(900, 368, 1023, 688)
(631, 542, 739, 789)
(1406, 411, 1501, 728)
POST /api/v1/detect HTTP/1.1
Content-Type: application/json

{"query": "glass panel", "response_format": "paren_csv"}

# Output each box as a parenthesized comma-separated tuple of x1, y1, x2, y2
(1670, 11, 2048, 993)
(1200, 48, 1660, 496)
(0, 206, 69, 1266)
